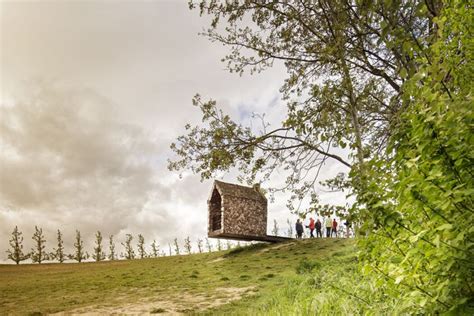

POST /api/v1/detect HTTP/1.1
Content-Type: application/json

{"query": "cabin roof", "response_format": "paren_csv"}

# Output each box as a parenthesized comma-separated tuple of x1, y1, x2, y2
(212, 180, 267, 203)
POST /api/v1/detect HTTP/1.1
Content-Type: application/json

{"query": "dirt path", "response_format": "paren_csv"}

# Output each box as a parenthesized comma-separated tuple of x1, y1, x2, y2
(51, 286, 256, 315)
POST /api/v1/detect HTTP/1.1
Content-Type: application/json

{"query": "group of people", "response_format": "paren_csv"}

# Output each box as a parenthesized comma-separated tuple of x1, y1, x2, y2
(295, 217, 341, 239)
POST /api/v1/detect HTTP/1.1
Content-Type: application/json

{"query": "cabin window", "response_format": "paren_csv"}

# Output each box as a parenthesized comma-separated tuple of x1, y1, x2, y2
(209, 188, 222, 231)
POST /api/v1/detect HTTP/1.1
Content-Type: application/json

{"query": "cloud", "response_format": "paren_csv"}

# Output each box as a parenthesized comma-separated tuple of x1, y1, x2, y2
(0, 82, 161, 255)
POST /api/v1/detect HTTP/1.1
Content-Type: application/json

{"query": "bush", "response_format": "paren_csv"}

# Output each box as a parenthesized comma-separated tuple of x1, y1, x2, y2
(356, 4, 474, 313)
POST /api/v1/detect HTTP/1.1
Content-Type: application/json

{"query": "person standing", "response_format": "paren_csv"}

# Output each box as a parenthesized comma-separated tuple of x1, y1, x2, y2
(315, 218, 322, 238)
(308, 217, 315, 238)
(344, 220, 351, 238)
(332, 219, 338, 237)
(295, 219, 304, 239)
(325, 217, 332, 238)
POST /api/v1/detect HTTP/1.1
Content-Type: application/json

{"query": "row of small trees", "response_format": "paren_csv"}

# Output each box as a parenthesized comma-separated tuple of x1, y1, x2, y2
(5, 226, 243, 265)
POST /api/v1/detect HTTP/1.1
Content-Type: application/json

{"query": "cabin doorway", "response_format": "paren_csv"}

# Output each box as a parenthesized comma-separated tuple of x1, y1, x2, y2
(209, 188, 222, 231)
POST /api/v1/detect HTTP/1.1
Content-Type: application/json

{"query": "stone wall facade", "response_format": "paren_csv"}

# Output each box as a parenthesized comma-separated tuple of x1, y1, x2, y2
(222, 195, 267, 236)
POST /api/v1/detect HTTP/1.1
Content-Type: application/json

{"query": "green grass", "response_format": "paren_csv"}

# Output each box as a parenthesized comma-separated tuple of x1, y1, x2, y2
(0, 238, 354, 315)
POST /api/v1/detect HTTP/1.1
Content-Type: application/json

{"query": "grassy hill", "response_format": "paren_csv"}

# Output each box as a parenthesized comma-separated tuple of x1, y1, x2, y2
(0, 238, 357, 315)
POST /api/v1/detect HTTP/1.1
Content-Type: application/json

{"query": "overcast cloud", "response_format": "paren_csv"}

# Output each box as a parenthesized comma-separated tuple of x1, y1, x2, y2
(0, 1, 347, 261)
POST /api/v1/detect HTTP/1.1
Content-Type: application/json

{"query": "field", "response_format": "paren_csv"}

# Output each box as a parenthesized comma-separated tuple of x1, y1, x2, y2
(0, 238, 356, 315)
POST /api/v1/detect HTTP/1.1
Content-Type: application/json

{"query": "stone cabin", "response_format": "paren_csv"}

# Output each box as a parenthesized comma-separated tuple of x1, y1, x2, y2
(208, 180, 267, 240)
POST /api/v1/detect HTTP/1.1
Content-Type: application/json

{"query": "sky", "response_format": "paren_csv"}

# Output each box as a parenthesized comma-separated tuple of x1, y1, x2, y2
(0, 1, 348, 261)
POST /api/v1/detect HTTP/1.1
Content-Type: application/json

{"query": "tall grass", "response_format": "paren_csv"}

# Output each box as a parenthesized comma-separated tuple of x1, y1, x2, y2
(244, 244, 403, 315)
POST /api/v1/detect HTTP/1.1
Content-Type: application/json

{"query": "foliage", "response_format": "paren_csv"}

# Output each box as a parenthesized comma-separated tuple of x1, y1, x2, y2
(137, 234, 147, 259)
(197, 238, 203, 253)
(122, 234, 135, 260)
(6, 226, 29, 264)
(355, 1, 474, 313)
(184, 236, 192, 254)
(52, 229, 65, 263)
(150, 239, 159, 258)
(73, 230, 86, 263)
(92, 231, 106, 262)
(31, 226, 46, 264)
(205, 237, 212, 252)
(108, 235, 116, 261)
(170, 0, 439, 212)
(173, 238, 180, 255)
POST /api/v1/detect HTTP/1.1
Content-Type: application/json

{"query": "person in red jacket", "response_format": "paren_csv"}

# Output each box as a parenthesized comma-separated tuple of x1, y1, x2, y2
(332, 219, 338, 237)
(308, 217, 315, 238)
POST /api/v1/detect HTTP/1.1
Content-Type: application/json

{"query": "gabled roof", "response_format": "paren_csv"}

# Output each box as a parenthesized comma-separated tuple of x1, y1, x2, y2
(212, 180, 267, 203)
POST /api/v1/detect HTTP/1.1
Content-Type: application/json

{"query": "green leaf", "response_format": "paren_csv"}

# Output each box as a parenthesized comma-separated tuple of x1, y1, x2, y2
(400, 68, 408, 79)
(395, 275, 404, 284)
(436, 224, 453, 231)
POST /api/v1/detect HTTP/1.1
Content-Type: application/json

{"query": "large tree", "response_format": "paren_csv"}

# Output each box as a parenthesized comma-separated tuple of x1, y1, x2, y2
(137, 234, 147, 259)
(150, 240, 159, 258)
(6, 226, 29, 264)
(170, 0, 441, 214)
(197, 238, 203, 253)
(122, 234, 135, 260)
(72, 230, 86, 263)
(108, 235, 116, 261)
(31, 226, 46, 264)
(173, 238, 180, 255)
(184, 236, 192, 254)
(52, 229, 65, 263)
(92, 231, 106, 262)
(205, 238, 212, 253)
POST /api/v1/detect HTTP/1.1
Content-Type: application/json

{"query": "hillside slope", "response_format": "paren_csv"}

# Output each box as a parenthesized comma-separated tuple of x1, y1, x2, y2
(0, 238, 355, 315)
